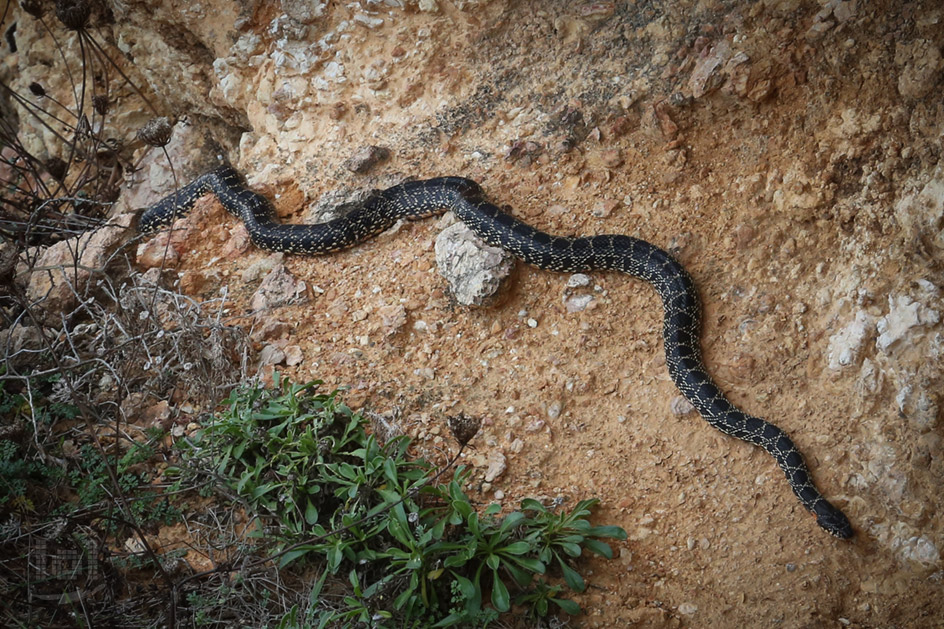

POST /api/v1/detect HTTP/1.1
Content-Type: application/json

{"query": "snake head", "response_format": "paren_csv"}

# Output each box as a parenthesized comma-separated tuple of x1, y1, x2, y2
(814, 501, 854, 539)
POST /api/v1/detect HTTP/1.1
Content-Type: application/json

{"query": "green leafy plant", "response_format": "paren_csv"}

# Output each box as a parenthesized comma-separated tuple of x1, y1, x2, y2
(183, 376, 628, 626)
(67, 435, 180, 529)
(0, 377, 76, 509)
(0, 438, 62, 509)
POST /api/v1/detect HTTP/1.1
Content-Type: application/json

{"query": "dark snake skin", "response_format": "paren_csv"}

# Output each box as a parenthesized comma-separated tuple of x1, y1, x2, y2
(141, 165, 853, 538)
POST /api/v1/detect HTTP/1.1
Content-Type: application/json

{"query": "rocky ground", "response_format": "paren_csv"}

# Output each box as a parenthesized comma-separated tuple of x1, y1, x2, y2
(4, 0, 944, 626)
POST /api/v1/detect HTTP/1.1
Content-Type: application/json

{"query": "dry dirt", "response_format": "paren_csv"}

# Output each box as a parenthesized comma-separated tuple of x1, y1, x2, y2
(6, 0, 944, 627)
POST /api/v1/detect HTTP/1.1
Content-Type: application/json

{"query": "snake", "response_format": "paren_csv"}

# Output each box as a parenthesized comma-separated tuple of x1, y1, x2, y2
(140, 165, 853, 538)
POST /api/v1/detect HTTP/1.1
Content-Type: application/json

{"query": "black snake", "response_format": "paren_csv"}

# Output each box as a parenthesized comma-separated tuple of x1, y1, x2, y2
(140, 165, 853, 538)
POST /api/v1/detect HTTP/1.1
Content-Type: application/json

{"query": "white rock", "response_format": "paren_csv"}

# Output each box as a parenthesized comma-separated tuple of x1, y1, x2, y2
(890, 525, 941, 565)
(567, 273, 592, 288)
(547, 400, 562, 419)
(894, 163, 944, 247)
(484, 451, 507, 482)
(827, 310, 873, 369)
(670, 395, 695, 415)
(876, 295, 940, 351)
(353, 13, 384, 29)
(678, 602, 697, 615)
(565, 294, 594, 313)
(435, 221, 515, 306)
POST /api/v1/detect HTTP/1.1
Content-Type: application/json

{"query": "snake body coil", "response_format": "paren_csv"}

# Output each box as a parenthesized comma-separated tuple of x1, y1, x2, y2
(141, 165, 853, 538)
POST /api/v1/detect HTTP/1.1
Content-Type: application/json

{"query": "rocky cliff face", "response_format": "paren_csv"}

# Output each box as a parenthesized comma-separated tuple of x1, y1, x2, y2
(3, 0, 943, 626)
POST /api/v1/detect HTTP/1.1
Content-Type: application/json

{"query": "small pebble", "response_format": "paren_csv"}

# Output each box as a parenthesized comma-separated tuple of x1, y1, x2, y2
(547, 400, 562, 419)
(343, 145, 390, 173)
(567, 273, 592, 288)
(670, 395, 695, 415)
(565, 294, 594, 312)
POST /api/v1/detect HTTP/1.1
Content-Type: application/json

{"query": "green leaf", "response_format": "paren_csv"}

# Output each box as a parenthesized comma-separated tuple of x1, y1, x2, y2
(373, 488, 401, 509)
(393, 587, 413, 610)
(308, 569, 328, 605)
(558, 534, 587, 544)
(387, 508, 413, 547)
(552, 596, 582, 615)
(486, 554, 499, 571)
(467, 511, 480, 535)
(278, 547, 312, 568)
(573, 498, 599, 513)
(491, 568, 511, 612)
(453, 500, 472, 520)
(383, 457, 398, 486)
(305, 500, 319, 525)
(588, 524, 628, 539)
(508, 555, 545, 574)
(559, 542, 583, 557)
(443, 554, 468, 568)
(499, 510, 526, 532)
(501, 561, 534, 588)
(559, 558, 585, 592)
(500, 540, 531, 555)
(520, 498, 546, 512)
(454, 573, 476, 599)
(582, 538, 613, 558)
(431, 517, 446, 540)
(327, 541, 344, 573)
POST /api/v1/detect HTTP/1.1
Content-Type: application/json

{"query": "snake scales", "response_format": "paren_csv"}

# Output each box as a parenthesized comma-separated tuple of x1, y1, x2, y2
(140, 165, 853, 538)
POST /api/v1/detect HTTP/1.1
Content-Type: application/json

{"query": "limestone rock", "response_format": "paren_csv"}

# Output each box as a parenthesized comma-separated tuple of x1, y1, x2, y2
(250, 264, 309, 312)
(827, 310, 873, 369)
(894, 163, 944, 251)
(484, 450, 507, 483)
(434, 219, 514, 306)
(895, 39, 943, 100)
(26, 215, 131, 319)
(876, 295, 940, 352)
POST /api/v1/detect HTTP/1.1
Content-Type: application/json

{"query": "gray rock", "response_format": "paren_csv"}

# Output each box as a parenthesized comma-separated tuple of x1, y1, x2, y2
(343, 145, 390, 174)
(566, 273, 591, 288)
(484, 450, 507, 482)
(434, 220, 514, 306)
(671, 395, 696, 415)
(26, 215, 131, 320)
(565, 294, 594, 312)
(258, 344, 286, 367)
(250, 264, 309, 312)
(827, 310, 873, 369)
(876, 295, 940, 352)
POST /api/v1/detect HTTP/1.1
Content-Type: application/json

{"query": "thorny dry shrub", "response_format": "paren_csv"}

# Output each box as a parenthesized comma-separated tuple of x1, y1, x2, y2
(0, 0, 161, 251)
(4, 257, 250, 417)
(0, 2, 301, 624)
(0, 235, 253, 625)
